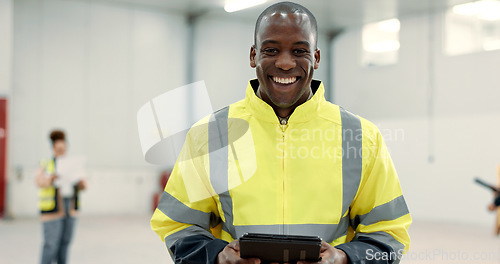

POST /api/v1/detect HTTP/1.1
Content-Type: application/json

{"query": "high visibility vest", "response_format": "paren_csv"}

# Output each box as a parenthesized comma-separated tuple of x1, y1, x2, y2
(38, 158, 80, 213)
(151, 80, 411, 259)
(38, 159, 58, 213)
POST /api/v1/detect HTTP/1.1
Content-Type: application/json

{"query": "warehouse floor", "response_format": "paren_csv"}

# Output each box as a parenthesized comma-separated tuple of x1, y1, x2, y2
(1, 215, 499, 264)
(0, 214, 172, 264)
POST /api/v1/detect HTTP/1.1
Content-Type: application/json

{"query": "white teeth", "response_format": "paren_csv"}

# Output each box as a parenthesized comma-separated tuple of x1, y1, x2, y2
(272, 76, 297, 84)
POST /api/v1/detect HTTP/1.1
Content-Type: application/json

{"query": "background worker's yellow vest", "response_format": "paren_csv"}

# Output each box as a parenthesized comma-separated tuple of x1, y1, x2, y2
(39, 159, 59, 213)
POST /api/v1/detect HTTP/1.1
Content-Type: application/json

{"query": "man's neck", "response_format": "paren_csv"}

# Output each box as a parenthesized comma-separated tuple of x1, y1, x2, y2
(256, 86, 313, 119)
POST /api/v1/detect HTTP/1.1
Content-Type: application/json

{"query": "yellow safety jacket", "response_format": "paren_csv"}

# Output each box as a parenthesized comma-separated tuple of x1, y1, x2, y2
(39, 159, 59, 213)
(151, 80, 411, 263)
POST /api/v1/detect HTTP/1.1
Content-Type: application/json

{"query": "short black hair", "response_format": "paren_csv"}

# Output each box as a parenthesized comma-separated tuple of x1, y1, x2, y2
(254, 1, 318, 48)
(49, 129, 66, 145)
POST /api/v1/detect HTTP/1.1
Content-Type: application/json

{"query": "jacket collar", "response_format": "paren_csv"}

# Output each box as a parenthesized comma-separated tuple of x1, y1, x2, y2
(245, 79, 326, 124)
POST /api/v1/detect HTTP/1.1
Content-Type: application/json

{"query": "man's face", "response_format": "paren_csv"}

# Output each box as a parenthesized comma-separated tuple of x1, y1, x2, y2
(250, 12, 320, 111)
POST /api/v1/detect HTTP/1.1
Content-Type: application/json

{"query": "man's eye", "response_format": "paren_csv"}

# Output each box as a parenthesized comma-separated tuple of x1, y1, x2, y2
(293, 49, 308, 55)
(263, 48, 278, 55)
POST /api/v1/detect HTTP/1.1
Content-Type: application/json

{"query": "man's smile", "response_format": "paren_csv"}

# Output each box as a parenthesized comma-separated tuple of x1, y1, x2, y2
(270, 75, 301, 85)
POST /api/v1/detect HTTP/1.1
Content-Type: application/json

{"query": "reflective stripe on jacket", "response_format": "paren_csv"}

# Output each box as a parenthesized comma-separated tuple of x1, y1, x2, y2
(151, 79, 411, 264)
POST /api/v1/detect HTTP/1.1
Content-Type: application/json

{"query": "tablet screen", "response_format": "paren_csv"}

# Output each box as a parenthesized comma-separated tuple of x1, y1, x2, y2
(239, 233, 322, 263)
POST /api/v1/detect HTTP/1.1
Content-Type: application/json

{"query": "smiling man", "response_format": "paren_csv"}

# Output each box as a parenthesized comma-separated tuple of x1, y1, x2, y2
(151, 2, 411, 264)
(251, 5, 319, 121)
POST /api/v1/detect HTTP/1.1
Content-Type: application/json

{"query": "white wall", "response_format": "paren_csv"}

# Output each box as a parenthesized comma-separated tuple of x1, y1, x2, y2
(11, 0, 188, 216)
(11, 0, 331, 217)
(9, 0, 352, 218)
(0, 0, 12, 96)
(334, 13, 500, 226)
(193, 17, 255, 111)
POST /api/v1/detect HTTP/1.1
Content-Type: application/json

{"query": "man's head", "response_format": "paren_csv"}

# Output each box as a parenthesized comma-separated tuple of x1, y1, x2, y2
(250, 1, 320, 116)
(50, 129, 67, 157)
(254, 2, 318, 49)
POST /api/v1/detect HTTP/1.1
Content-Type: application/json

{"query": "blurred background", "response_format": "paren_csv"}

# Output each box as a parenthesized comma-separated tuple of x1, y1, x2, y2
(1, 0, 499, 263)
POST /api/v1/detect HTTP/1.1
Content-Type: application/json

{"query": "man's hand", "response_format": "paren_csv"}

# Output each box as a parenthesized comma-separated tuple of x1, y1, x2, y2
(217, 240, 260, 264)
(297, 241, 348, 264)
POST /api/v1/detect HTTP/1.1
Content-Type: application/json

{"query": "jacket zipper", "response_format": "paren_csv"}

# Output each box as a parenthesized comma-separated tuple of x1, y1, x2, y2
(280, 122, 288, 235)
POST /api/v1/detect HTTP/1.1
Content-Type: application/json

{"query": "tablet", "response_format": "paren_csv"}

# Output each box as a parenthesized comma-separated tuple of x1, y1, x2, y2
(239, 233, 322, 263)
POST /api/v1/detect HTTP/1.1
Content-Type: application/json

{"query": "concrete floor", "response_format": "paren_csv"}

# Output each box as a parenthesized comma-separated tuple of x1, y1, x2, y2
(404, 220, 500, 264)
(1, 215, 499, 264)
(0, 214, 173, 264)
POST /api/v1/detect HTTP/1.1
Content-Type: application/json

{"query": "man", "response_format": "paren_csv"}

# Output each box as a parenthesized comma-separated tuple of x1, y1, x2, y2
(151, 2, 411, 264)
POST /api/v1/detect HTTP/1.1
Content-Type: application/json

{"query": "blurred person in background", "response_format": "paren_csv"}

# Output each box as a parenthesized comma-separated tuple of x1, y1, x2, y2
(488, 195, 500, 211)
(36, 130, 87, 264)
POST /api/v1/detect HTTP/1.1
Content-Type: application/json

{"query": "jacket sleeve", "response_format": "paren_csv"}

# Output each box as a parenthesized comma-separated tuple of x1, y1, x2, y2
(150, 132, 228, 264)
(336, 128, 411, 264)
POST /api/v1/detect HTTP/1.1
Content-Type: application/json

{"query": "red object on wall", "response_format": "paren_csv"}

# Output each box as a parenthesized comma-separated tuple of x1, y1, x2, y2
(0, 98, 7, 218)
(152, 170, 171, 212)
(159, 171, 170, 190)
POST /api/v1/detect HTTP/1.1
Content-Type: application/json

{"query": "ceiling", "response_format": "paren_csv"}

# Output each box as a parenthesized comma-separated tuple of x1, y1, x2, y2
(95, 0, 475, 32)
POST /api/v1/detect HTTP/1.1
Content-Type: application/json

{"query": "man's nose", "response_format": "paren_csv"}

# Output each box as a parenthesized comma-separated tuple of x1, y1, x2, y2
(275, 52, 296, 70)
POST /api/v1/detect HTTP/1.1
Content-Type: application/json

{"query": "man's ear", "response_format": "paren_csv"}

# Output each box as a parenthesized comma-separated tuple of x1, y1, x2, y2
(250, 45, 257, 68)
(314, 48, 321, 69)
